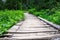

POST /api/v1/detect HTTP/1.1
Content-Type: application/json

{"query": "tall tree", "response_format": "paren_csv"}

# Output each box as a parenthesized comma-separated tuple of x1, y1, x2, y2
(0, 0, 4, 10)
(6, 0, 20, 10)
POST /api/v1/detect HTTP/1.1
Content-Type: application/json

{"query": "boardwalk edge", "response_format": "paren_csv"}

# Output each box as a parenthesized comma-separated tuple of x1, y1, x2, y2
(38, 16, 60, 31)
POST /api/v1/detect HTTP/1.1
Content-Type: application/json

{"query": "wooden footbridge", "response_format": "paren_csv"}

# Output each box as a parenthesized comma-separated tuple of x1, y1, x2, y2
(0, 13, 60, 40)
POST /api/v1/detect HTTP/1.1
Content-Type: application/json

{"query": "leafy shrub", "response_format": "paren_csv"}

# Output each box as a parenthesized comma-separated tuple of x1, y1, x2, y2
(0, 10, 24, 36)
(0, 0, 4, 10)
(28, 8, 36, 14)
(45, 8, 56, 15)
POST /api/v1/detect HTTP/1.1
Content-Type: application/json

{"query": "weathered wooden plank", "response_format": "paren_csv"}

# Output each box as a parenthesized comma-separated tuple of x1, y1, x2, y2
(0, 38, 13, 40)
(8, 26, 19, 32)
(19, 25, 51, 28)
(7, 31, 57, 34)
(0, 34, 60, 40)
(19, 28, 57, 31)
(11, 34, 60, 39)
(12, 33, 53, 37)
(3, 34, 13, 36)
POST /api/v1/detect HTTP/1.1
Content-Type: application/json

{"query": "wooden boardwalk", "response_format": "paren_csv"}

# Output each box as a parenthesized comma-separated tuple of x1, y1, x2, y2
(0, 13, 60, 40)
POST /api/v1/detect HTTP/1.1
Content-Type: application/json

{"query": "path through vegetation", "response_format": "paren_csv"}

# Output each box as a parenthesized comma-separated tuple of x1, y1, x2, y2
(0, 12, 60, 40)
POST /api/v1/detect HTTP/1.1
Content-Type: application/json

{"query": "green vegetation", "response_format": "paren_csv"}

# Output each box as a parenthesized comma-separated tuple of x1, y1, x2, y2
(28, 8, 60, 25)
(0, 0, 60, 10)
(0, 0, 60, 36)
(5, 0, 20, 10)
(0, 10, 24, 35)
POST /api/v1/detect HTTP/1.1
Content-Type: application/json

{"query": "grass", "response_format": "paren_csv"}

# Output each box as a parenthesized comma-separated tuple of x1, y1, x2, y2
(0, 10, 24, 36)
(28, 8, 60, 25)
